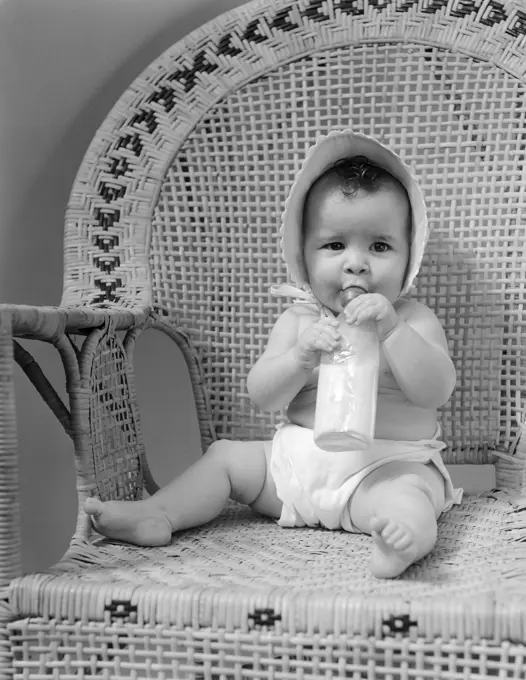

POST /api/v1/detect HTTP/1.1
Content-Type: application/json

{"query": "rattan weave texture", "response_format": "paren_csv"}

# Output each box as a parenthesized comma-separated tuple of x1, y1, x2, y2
(10, 491, 526, 640)
(148, 41, 526, 460)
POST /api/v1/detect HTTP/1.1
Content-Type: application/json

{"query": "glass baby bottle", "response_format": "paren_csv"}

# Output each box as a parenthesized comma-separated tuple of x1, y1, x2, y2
(313, 288, 380, 452)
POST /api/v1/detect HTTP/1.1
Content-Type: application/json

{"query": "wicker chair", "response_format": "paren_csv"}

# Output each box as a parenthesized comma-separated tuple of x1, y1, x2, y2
(2, 0, 526, 677)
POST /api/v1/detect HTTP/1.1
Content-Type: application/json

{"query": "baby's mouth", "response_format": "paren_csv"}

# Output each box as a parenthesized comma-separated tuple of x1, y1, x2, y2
(340, 286, 367, 306)
(341, 285, 368, 296)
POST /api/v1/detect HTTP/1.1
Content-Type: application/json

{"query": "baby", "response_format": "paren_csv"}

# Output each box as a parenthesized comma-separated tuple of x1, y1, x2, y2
(85, 130, 462, 579)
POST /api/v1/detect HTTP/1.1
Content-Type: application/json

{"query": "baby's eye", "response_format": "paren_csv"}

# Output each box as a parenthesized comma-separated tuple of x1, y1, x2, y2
(372, 242, 390, 253)
(323, 242, 344, 251)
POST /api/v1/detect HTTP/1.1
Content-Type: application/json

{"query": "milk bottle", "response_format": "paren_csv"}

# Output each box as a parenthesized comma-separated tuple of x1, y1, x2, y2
(313, 289, 380, 451)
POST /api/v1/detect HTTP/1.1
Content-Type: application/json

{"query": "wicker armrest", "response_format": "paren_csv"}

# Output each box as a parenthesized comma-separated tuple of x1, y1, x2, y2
(0, 303, 148, 342)
(0, 302, 156, 550)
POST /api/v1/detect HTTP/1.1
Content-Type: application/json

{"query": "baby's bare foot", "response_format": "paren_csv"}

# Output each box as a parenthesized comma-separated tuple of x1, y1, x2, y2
(85, 498, 173, 547)
(369, 517, 422, 579)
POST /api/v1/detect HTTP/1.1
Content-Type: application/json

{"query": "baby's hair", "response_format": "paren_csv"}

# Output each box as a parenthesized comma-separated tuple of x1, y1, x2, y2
(331, 155, 401, 196)
(303, 154, 412, 243)
(303, 154, 413, 247)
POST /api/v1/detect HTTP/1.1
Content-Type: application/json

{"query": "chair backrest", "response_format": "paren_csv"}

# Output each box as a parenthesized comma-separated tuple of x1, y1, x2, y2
(63, 0, 526, 466)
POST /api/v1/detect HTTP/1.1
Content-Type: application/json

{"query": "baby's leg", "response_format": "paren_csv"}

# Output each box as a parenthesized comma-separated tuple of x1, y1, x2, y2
(349, 461, 445, 579)
(85, 440, 281, 546)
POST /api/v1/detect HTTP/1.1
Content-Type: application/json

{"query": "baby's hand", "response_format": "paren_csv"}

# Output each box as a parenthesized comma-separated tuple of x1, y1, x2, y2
(294, 318, 341, 369)
(343, 293, 399, 341)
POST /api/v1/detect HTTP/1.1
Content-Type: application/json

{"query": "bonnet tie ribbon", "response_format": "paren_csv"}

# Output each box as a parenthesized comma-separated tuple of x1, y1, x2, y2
(270, 284, 334, 318)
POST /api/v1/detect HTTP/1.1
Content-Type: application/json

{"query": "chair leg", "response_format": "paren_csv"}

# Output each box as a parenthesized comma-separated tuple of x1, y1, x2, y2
(0, 311, 22, 679)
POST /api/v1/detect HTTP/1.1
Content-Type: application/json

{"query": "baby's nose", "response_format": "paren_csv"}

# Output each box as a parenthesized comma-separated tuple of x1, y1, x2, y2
(343, 251, 369, 274)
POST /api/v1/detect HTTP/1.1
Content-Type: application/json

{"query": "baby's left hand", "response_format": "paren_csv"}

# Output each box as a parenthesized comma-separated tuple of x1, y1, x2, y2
(343, 293, 399, 341)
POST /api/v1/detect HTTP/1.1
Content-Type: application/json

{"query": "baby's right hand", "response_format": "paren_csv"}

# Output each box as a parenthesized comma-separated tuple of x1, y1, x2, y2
(293, 318, 341, 369)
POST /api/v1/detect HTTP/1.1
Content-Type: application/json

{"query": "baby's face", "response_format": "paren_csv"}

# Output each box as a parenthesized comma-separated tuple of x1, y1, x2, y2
(303, 174, 410, 315)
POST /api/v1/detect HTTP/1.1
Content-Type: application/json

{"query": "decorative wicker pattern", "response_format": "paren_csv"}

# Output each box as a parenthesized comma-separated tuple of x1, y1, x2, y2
(10, 494, 526, 634)
(7, 491, 526, 677)
(9, 618, 526, 680)
(63, 0, 526, 313)
(62, 0, 526, 464)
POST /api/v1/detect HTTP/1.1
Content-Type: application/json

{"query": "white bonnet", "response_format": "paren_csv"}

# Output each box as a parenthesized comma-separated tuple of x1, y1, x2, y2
(279, 130, 429, 298)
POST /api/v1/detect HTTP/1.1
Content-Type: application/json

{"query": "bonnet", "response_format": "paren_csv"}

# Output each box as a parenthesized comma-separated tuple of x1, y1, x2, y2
(275, 130, 428, 301)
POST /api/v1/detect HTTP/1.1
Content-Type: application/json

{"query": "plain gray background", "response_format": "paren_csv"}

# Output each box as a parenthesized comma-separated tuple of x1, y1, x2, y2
(0, 0, 248, 573)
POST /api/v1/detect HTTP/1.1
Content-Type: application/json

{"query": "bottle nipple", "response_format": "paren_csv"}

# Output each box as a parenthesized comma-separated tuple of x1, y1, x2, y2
(340, 287, 365, 308)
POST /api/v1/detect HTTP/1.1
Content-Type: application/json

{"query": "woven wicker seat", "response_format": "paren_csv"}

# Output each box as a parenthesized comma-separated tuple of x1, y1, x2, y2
(2, 0, 526, 677)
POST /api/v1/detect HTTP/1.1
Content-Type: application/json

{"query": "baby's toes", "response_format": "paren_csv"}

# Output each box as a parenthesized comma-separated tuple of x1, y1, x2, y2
(382, 522, 411, 548)
(392, 530, 413, 550)
(380, 520, 400, 541)
(385, 524, 406, 541)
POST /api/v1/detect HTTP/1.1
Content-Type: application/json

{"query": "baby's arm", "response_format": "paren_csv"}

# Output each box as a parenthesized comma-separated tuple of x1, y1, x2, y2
(380, 302, 456, 408)
(247, 306, 340, 412)
(344, 295, 455, 408)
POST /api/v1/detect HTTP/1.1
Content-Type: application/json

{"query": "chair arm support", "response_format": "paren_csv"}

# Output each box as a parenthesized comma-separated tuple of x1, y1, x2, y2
(0, 304, 148, 342)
